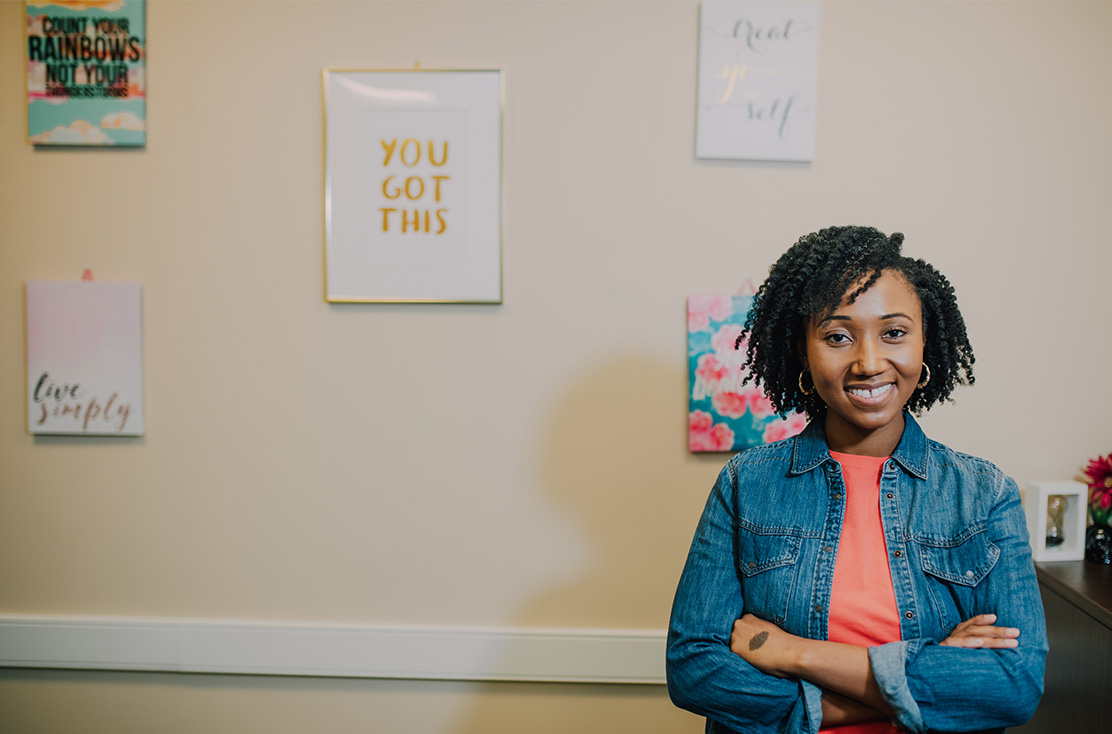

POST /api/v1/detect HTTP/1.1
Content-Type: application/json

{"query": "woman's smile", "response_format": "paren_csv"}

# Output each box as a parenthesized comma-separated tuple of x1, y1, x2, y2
(846, 382, 896, 403)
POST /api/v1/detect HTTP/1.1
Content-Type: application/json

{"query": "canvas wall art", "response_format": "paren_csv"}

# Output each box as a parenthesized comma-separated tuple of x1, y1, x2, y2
(25, 0, 146, 146)
(688, 295, 806, 452)
(26, 281, 144, 436)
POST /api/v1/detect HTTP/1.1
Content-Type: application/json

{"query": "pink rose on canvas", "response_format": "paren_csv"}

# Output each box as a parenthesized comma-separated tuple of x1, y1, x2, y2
(763, 413, 808, 443)
(688, 296, 734, 333)
(695, 353, 729, 383)
(690, 410, 735, 452)
(711, 323, 743, 356)
(693, 353, 732, 401)
(690, 410, 714, 432)
(746, 390, 775, 418)
(712, 391, 749, 419)
(710, 323, 746, 377)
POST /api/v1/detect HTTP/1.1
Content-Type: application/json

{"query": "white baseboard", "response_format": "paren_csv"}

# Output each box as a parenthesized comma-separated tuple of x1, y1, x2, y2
(0, 615, 666, 684)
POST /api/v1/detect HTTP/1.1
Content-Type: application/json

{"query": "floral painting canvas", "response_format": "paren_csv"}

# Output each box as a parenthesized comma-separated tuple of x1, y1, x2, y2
(688, 295, 806, 452)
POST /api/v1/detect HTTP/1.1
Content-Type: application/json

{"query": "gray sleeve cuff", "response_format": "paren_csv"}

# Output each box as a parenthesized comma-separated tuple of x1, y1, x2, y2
(868, 640, 925, 734)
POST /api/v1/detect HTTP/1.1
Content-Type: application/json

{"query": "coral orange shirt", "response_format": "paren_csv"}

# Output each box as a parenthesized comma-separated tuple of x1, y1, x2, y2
(820, 452, 902, 734)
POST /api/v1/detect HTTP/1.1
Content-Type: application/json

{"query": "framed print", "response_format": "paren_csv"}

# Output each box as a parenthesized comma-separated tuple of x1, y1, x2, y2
(1025, 481, 1087, 563)
(26, 281, 144, 436)
(323, 69, 503, 303)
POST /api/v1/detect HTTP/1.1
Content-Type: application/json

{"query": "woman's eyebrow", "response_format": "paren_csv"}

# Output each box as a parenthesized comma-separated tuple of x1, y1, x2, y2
(817, 312, 914, 327)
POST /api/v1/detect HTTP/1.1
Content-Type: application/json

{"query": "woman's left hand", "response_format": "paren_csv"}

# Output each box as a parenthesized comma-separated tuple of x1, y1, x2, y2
(730, 613, 797, 678)
(939, 613, 1020, 649)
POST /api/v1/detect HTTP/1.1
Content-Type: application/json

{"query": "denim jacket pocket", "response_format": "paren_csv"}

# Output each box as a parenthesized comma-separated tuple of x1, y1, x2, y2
(736, 525, 802, 626)
(917, 531, 1000, 631)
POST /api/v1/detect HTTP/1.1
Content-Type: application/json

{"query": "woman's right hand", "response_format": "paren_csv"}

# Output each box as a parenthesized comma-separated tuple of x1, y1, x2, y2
(939, 613, 1019, 649)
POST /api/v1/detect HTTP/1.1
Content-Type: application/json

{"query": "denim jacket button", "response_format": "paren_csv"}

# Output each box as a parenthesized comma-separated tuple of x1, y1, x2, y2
(965, 570, 974, 579)
(894, 550, 903, 558)
(904, 611, 914, 619)
(815, 604, 823, 613)
(747, 561, 756, 570)
(886, 492, 894, 499)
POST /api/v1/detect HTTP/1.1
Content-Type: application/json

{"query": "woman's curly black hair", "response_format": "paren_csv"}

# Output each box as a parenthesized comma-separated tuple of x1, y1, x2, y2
(737, 225, 975, 420)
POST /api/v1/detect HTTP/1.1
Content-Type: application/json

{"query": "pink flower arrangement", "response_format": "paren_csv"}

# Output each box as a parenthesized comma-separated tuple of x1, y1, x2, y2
(1082, 453, 1112, 526)
(689, 410, 735, 452)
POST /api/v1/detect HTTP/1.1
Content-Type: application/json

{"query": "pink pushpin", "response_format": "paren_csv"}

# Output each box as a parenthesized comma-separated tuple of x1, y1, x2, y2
(81, 265, 94, 281)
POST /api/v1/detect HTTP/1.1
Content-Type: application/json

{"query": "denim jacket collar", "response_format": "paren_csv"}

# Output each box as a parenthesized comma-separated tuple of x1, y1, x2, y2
(789, 412, 928, 480)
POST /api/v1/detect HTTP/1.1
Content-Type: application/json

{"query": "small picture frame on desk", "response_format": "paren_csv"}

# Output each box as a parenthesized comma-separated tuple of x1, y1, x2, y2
(1025, 481, 1088, 562)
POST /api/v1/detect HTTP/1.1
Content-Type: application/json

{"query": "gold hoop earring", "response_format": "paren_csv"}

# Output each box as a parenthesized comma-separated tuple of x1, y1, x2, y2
(917, 364, 931, 389)
(798, 371, 814, 396)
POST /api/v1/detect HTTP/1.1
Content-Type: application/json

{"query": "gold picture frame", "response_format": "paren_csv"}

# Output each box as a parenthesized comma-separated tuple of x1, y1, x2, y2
(322, 69, 503, 303)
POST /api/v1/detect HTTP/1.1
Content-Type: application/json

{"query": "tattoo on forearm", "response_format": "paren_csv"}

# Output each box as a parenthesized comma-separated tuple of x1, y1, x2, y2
(749, 631, 769, 651)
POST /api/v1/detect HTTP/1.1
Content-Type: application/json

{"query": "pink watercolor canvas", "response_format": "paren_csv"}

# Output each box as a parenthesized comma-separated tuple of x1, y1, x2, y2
(688, 295, 806, 452)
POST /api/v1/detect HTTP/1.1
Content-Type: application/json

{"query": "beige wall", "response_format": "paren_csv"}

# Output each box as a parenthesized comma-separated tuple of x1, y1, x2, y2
(2, 1, 1110, 731)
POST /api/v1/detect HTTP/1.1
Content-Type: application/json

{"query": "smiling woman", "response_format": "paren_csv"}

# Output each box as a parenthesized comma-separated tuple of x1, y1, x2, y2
(801, 271, 927, 457)
(667, 226, 1046, 734)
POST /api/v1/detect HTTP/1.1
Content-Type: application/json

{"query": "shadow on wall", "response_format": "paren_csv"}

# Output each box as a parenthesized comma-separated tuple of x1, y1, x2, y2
(456, 352, 720, 734)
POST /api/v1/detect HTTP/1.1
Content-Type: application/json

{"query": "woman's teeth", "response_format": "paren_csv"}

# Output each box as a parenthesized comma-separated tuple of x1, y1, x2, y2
(849, 384, 893, 399)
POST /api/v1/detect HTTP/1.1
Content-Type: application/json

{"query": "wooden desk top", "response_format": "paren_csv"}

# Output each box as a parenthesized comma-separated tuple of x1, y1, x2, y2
(1035, 560, 1112, 630)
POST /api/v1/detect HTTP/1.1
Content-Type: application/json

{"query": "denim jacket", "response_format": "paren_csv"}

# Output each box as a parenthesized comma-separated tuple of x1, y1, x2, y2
(667, 414, 1047, 734)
